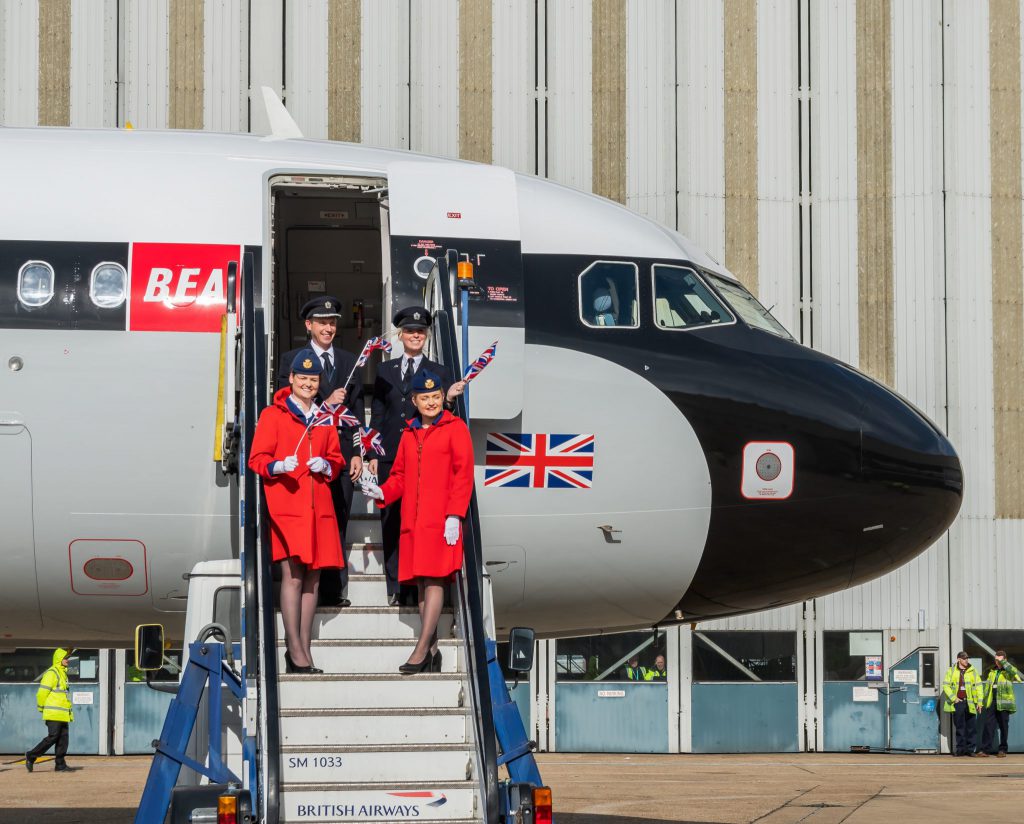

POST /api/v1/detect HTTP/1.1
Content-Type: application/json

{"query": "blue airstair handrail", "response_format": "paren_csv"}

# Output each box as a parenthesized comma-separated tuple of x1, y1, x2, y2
(426, 251, 501, 824)
(239, 253, 281, 822)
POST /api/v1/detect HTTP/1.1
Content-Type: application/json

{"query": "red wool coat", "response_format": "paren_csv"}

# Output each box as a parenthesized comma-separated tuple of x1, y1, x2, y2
(379, 411, 475, 581)
(248, 388, 345, 569)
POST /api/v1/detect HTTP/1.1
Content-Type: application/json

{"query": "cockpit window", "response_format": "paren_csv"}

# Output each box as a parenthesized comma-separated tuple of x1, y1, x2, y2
(705, 273, 794, 340)
(652, 265, 732, 330)
(89, 262, 127, 308)
(17, 261, 55, 308)
(578, 261, 639, 329)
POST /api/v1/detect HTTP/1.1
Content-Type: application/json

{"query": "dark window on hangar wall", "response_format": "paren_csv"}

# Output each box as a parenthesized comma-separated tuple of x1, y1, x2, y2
(692, 631, 797, 682)
(823, 631, 884, 681)
(556, 630, 666, 682)
(963, 629, 1024, 675)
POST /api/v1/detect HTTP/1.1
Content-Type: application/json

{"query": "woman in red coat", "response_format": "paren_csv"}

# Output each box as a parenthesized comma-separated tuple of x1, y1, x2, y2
(363, 370, 474, 674)
(249, 349, 344, 674)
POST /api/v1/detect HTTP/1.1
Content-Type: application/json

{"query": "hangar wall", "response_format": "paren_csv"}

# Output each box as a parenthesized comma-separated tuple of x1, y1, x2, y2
(2, 0, 1023, 751)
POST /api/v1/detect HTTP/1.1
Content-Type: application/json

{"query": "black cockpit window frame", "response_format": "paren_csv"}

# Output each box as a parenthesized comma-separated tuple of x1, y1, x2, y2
(577, 260, 640, 330)
(651, 264, 735, 332)
(89, 261, 128, 309)
(17, 260, 55, 308)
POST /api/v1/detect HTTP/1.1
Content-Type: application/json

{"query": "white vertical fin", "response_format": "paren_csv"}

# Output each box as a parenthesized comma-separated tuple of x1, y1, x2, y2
(260, 86, 303, 140)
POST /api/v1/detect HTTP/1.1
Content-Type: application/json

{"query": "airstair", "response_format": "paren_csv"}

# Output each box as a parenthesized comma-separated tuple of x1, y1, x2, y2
(273, 503, 484, 821)
(134, 251, 542, 823)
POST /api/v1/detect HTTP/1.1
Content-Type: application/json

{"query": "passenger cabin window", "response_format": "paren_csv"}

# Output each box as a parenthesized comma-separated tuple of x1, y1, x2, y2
(89, 262, 127, 308)
(17, 261, 54, 308)
(705, 273, 794, 340)
(578, 261, 639, 329)
(652, 265, 731, 330)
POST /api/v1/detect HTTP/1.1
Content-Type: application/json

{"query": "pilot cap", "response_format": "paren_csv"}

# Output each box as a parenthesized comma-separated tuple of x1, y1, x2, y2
(290, 348, 323, 376)
(301, 296, 343, 320)
(394, 306, 432, 330)
(410, 370, 443, 394)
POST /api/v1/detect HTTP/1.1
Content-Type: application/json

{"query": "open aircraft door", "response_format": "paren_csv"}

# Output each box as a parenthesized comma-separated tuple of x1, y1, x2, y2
(387, 161, 524, 420)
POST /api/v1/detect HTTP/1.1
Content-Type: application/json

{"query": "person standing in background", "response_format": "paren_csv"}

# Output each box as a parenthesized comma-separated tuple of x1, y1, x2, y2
(979, 650, 1022, 757)
(942, 651, 984, 756)
(26, 648, 74, 772)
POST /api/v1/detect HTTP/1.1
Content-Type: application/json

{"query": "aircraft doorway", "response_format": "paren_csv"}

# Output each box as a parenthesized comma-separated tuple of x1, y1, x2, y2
(268, 176, 391, 399)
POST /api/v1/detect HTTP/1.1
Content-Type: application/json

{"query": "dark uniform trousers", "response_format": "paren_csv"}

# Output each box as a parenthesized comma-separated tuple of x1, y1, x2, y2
(28, 720, 69, 767)
(375, 459, 409, 598)
(981, 706, 1011, 754)
(952, 702, 977, 754)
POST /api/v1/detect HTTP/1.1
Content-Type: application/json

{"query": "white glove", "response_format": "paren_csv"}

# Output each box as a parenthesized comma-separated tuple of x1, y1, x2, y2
(307, 457, 330, 476)
(361, 480, 384, 501)
(444, 516, 460, 546)
(274, 455, 299, 475)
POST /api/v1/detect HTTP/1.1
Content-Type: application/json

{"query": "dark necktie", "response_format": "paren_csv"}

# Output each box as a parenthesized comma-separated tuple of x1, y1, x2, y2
(322, 352, 334, 384)
(403, 357, 414, 390)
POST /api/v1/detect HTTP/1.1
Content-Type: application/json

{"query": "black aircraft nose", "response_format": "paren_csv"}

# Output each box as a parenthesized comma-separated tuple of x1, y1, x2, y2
(672, 356, 963, 622)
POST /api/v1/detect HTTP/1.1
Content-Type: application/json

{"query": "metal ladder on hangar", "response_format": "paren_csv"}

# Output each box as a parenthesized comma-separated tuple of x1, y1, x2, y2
(220, 250, 546, 823)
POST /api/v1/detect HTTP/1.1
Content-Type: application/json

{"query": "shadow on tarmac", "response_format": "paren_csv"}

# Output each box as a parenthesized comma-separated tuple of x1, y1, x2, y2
(0, 812, 133, 824)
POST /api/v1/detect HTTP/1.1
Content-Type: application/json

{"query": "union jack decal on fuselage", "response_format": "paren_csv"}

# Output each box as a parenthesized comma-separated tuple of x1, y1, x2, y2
(484, 432, 595, 488)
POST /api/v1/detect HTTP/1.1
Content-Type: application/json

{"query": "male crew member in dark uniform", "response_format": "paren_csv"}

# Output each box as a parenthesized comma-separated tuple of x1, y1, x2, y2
(277, 295, 365, 607)
(367, 306, 465, 605)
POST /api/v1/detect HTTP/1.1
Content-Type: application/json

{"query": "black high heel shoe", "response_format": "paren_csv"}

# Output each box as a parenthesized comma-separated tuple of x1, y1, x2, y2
(398, 654, 432, 675)
(284, 650, 314, 675)
(430, 649, 442, 673)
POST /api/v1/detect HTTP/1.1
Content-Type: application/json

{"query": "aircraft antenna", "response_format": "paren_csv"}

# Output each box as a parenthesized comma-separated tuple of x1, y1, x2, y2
(260, 86, 303, 140)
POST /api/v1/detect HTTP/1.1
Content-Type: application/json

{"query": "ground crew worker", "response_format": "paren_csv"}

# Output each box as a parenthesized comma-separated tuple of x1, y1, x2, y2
(25, 648, 74, 772)
(979, 650, 1022, 757)
(943, 651, 984, 756)
(645, 654, 667, 681)
(625, 655, 647, 681)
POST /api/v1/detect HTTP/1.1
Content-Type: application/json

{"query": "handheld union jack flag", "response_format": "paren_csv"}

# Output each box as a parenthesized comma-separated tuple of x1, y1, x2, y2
(311, 403, 360, 428)
(359, 426, 385, 458)
(484, 432, 595, 488)
(355, 336, 393, 368)
(463, 340, 498, 383)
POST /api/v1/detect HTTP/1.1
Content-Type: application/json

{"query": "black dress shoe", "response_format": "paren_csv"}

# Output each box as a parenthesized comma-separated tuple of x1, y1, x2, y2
(399, 655, 432, 675)
(54, 765, 74, 772)
(320, 596, 351, 608)
(430, 650, 443, 672)
(284, 650, 314, 675)
(388, 593, 401, 607)
(24, 753, 33, 773)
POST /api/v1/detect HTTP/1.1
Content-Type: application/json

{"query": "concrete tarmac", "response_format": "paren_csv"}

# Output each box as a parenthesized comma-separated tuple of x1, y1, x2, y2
(0, 752, 1021, 823)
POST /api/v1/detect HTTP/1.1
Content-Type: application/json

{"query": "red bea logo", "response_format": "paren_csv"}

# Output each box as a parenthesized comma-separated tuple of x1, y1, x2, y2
(130, 243, 241, 332)
(446, 211, 461, 219)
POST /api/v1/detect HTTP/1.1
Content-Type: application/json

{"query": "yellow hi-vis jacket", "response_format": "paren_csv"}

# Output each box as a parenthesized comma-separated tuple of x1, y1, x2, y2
(37, 648, 73, 724)
(982, 661, 1022, 712)
(942, 664, 983, 714)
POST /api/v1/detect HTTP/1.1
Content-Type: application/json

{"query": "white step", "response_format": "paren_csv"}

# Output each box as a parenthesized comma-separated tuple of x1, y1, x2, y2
(337, 574, 390, 607)
(276, 639, 463, 675)
(277, 607, 456, 640)
(345, 544, 386, 575)
(278, 674, 464, 711)
(280, 708, 471, 747)
(281, 744, 473, 784)
(344, 516, 382, 546)
(281, 783, 478, 822)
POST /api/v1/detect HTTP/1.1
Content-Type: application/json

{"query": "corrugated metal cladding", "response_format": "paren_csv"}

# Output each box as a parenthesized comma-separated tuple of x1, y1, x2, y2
(2, 2, 1024, 645)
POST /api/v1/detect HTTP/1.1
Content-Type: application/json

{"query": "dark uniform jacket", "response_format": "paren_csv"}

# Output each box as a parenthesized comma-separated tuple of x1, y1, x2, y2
(370, 356, 452, 461)
(277, 344, 365, 457)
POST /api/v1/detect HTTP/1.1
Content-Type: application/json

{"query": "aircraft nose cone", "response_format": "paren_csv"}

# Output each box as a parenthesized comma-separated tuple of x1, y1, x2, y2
(673, 358, 962, 622)
(849, 368, 962, 583)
